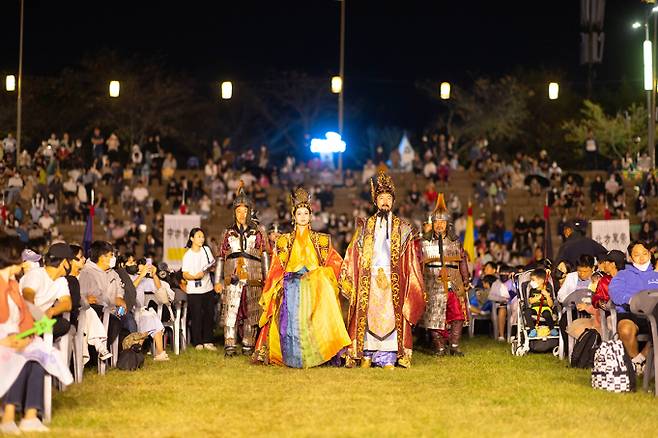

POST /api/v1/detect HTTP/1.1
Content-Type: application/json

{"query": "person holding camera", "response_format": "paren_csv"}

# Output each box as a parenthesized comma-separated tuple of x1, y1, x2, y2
(182, 228, 217, 351)
(125, 256, 169, 361)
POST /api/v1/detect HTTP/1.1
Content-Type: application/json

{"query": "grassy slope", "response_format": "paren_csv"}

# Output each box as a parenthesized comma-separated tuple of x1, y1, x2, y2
(50, 338, 658, 437)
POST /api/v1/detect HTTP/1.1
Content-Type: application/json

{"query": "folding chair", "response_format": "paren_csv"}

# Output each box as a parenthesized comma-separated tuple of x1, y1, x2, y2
(628, 290, 658, 396)
(72, 310, 86, 383)
(560, 288, 592, 360)
(43, 332, 53, 425)
(99, 309, 119, 374)
(467, 293, 494, 339)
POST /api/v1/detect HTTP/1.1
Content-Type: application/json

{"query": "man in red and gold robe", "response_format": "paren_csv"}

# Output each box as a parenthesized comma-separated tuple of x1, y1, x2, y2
(339, 171, 425, 368)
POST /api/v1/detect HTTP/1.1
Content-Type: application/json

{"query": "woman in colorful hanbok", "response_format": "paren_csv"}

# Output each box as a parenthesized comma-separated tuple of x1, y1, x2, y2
(254, 187, 350, 368)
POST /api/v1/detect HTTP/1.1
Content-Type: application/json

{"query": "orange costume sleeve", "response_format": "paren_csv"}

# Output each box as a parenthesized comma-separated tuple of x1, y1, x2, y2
(258, 251, 284, 328)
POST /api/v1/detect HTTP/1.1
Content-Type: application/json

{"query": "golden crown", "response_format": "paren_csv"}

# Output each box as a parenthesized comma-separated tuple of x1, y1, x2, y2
(370, 171, 396, 204)
(290, 186, 312, 214)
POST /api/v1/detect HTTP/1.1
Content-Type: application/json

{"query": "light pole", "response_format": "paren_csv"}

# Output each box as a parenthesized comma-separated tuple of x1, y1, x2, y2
(16, 0, 24, 158)
(337, 0, 345, 174)
(634, 4, 658, 169)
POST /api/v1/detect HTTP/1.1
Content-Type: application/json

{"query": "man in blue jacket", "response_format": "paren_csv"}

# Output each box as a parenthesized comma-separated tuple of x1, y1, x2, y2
(609, 241, 658, 374)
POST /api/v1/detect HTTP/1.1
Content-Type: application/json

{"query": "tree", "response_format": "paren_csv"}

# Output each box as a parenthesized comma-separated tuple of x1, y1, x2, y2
(418, 75, 530, 154)
(562, 100, 649, 160)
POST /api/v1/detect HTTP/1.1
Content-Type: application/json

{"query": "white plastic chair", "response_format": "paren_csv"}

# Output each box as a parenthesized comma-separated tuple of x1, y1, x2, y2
(71, 311, 86, 383)
(100, 309, 119, 374)
(560, 288, 592, 361)
(628, 290, 658, 396)
(43, 332, 53, 425)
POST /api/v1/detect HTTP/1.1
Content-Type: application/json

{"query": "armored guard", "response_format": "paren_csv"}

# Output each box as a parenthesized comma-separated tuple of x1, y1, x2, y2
(419, 193, 471, 356)
(214, 182, 270, 357)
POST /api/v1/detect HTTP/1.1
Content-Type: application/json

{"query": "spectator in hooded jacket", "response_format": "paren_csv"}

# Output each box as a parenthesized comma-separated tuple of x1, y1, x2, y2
(609, 241, 658, 374)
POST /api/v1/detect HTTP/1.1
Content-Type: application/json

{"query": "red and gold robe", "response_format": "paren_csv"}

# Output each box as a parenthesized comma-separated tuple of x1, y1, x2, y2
(338, 214, 425, 361)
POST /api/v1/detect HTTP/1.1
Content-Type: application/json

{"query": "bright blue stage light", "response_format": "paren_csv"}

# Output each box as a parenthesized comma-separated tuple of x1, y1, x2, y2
(310, 131, 346, 153)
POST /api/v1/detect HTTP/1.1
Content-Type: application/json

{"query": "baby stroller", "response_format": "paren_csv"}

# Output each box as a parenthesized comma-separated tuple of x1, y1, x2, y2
(510, 269, 560, 356)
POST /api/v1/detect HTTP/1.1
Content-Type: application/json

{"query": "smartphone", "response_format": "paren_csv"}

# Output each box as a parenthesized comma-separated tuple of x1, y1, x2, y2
(145, 257, 152, 267)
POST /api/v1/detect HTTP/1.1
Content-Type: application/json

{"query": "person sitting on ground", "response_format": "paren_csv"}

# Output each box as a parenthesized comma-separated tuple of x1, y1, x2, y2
(19, 243, 74, 340)
(609, 241, 658, 375)
(524, 268, 557, 338)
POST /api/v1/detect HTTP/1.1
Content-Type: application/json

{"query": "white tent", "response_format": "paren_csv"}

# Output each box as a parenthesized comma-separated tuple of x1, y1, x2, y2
(398, 134, 415, 171)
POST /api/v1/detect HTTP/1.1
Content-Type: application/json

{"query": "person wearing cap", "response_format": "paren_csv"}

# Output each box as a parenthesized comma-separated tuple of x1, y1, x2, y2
(339, 171, 425, 369)
(591, 250, 626, 310)
(555, 219, 606, 267)
(418, 193, 471, 356)
(19, 242, 74, 339)
(0, 235, 73, 434)
(214, 182, 270, 357)
(17, 249, 42, 292)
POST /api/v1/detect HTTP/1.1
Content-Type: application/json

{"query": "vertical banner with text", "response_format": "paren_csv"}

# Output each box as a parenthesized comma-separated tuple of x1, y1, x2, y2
(590, 219, 630, 254)
(163, 214, 201, 270)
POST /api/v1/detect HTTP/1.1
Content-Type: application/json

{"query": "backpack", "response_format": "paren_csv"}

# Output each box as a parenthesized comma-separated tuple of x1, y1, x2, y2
(570, 328, 601, 368)
(117, 345, 145, 371)
(591, 338, 636, 393)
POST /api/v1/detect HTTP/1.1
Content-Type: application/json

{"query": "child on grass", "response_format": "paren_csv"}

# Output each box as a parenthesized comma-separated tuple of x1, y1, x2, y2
(524, 268, 558, 338)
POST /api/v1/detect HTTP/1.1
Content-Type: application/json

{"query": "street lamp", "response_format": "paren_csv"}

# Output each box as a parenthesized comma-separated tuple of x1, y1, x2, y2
(633, 6, 658, 169)
(109, 80, 120, 98)
(440, 82, 450, 100)
(221, 81, 232, 99)
(5, 75, 15, 92)
(548, 82, 559, 100)
(331, 76, 342, 94)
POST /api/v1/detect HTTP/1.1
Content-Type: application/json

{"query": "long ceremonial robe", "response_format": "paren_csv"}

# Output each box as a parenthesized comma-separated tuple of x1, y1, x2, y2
(255, 227, 350, 368)
(339, 214, 425, 359)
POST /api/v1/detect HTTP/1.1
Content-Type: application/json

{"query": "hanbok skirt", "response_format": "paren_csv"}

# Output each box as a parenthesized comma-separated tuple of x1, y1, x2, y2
(256, 267, 350, 368)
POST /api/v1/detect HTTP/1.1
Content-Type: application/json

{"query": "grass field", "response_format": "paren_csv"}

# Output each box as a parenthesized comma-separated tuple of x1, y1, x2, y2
(49, 337, 658, 437)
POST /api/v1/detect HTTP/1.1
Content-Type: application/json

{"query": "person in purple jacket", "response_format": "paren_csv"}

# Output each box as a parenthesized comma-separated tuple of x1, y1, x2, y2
(609, 241, 658, 374)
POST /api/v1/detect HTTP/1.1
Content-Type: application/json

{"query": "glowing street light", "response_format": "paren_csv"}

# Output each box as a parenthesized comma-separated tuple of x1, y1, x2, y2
(548, 82, 559, 100)
(5, 75, 16, 92)
(310, 131, 346, 153)
(109, 80, 120, 98)
(221, 81, 233, 99)
(331, 76, 342, 94)
(644, 40, 653, 91)
(440, 82, 450, 100)
(632, 21, 642, 29)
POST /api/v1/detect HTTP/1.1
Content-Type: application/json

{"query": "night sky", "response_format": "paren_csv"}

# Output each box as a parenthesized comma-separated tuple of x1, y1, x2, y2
(0, 0, 649, 130)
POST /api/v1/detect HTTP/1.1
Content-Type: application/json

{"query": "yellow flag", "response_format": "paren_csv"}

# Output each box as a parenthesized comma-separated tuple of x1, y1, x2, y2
(464, 204, 475, 262)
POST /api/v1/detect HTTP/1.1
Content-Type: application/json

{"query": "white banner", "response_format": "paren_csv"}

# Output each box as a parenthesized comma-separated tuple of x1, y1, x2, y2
(163, 214, 201, 270)
(591, 219, 630, 254)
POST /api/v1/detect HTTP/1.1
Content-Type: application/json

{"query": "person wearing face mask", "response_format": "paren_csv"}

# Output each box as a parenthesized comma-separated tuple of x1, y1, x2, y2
(609, 241, 658, 374)
(125, 257, 169, 361)
(524, 268, 558, 338)
(254, 186, 349, 368)
(19, 243, 74, 340)
(339, 171, 425, 369)
(0, 236, 73, 434)
(79, 241, 127, 350)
